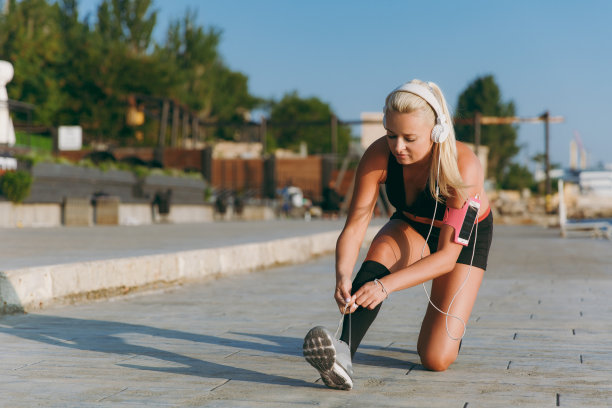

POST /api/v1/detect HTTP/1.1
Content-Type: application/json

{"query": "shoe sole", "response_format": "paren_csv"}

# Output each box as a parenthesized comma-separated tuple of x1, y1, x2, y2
(303, 326, 353, 390)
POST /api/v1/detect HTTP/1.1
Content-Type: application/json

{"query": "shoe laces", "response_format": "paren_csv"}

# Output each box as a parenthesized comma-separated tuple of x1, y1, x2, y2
(334, 303, 351, 351)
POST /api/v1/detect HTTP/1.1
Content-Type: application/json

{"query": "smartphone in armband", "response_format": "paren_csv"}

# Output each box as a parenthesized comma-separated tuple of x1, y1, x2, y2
(457, 198, 480, 245)
(443, 196, 481, 246)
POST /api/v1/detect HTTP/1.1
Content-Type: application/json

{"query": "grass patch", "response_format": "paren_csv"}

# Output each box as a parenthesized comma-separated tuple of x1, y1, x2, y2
(15, 132, 53, 152)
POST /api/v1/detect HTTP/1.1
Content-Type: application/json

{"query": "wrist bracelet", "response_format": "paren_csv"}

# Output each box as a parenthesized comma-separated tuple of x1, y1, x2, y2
(374, 278, 389, 299)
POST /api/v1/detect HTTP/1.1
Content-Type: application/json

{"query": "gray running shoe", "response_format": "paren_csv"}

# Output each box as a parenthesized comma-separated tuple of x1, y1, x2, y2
(303, 326, 354, 390)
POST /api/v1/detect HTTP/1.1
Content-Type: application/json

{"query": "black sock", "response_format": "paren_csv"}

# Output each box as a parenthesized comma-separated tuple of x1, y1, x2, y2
(340, 260, 390, 357)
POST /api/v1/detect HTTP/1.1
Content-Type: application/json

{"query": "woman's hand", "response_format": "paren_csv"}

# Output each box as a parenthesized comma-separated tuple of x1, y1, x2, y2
(334, 278, 355, 314)
(353, 280, 388, 310)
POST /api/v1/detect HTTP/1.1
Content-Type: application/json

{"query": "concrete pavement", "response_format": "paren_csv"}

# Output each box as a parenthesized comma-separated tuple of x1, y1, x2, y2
(0, 222, 611, 406)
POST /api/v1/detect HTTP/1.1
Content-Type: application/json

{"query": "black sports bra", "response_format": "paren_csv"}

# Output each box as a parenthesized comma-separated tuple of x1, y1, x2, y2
(385, 153, 446, 221)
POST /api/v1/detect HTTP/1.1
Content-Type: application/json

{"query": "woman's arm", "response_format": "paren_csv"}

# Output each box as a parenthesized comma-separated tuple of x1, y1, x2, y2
(353, 143, 485, 309)
(334, 138, 388, 309)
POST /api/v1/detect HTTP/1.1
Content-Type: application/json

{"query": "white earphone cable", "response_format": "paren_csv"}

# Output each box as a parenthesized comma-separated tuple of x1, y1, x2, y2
(420, 146, 479, 341)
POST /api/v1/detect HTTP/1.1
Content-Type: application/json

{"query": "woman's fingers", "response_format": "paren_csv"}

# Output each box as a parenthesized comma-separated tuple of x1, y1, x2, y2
(336, 294, 358, 314)
(337, 280, 386, 313)
(345, 294, 358, 313)
(354, 281, 383, 310)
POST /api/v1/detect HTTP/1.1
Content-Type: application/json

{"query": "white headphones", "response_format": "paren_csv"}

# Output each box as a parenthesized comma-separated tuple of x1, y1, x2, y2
(384, 82, 450, 143)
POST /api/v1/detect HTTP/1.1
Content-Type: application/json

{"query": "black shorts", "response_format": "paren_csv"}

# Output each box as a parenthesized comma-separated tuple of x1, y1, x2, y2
(390, 210, 494, 270)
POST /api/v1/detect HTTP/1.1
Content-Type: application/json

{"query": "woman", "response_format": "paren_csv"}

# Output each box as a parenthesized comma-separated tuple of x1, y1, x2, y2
(303, 79, 494, 390)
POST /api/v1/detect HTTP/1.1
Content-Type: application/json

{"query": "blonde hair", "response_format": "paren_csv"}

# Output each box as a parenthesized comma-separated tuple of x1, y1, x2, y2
(384, 79, 468, 202)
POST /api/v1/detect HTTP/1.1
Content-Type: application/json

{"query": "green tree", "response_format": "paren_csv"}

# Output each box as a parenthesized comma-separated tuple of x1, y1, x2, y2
(530, 153, 561, 194)
(500, 163, 534, 191)
(1, 0, 260, 147)
(0, 0, 64, 125)
(96, 0, 156, 55)
(156, 10, 259, 140)
(268, 91, 350, 155)
(0, 170, 33, 203)
(454, 75, 519, 186)
(88, 0, 163, 142)
(157, 10, 220, 112)
(54, 0, 99, 128)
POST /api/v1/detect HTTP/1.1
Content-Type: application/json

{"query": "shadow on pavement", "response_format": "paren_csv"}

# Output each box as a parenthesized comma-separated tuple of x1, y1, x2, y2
(233, 331, 422, 371)
(0, 314, 320, 389)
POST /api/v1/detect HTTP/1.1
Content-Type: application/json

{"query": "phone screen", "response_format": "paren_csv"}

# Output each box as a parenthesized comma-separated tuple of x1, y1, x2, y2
(458, 203, 478, 243)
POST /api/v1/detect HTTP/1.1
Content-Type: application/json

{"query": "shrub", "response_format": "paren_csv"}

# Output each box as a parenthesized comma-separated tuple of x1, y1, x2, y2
(0, 171, 33, 203)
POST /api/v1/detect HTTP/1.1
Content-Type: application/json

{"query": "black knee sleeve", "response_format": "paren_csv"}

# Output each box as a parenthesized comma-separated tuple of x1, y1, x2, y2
(340, 260, 390, 357)
(350, 260, 391, 295)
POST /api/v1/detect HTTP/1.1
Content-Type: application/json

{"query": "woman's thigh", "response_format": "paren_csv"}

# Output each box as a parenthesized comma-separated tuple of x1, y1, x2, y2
(417, 263, 484, 371)
(364, 219, 430, 272)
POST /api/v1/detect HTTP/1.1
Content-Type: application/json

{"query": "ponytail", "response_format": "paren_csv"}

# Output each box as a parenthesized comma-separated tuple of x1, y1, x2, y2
(426, 81, 469, 202)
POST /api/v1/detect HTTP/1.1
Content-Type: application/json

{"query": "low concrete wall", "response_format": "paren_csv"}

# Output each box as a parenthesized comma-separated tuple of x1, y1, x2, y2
(0, 226, 379, 314)
(156, 204, 215, 224)
(119, 203, 153, 226)
(215, 205, 276, 221)
(0, 202, 62, 228)
(241, 205, 276, 221)
(0, 202, 275, 228)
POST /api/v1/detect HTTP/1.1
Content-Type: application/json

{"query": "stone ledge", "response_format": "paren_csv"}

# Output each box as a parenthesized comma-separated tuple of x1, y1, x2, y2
(0, 226, 379, 314)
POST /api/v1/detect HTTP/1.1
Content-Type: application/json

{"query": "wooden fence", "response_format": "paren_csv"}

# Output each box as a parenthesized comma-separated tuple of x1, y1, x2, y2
(57, 148, 345, 202)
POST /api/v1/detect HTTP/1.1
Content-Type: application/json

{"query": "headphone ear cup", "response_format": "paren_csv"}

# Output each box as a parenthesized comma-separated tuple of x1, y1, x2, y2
(431, 124, 443, 143)
(431, 121, 449, 143)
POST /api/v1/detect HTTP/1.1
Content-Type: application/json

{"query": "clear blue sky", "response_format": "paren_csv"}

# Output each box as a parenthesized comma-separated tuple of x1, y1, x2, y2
(77, 0, 612, 169)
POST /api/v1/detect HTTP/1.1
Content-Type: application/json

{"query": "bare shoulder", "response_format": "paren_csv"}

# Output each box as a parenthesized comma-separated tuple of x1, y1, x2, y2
(363, 136, 390, 160)
(454, 141, 490, 211)
(455, 141, 483, 182)
(358, 136, 390, 182)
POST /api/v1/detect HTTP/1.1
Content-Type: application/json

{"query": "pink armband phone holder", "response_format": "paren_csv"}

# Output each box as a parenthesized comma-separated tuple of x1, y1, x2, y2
(442, 196, 481, 246)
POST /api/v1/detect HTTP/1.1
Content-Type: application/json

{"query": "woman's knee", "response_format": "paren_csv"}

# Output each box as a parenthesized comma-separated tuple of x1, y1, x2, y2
(366, 235, 400, 266)
(365, 221, 427, 271)
(418, 344, 459, 372)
